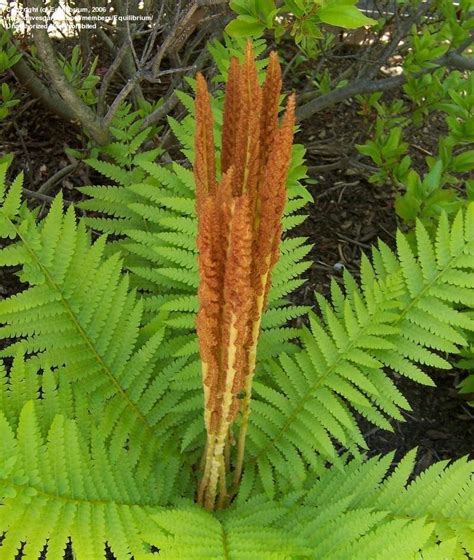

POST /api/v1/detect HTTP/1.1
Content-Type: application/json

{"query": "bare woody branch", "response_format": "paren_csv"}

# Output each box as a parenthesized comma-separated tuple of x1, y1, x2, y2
(297, 39, 473, 121)
(97, 41, 129, 116)
(358, 1, 433, 81)
(103, 70, 144, 129)
(150, 0, 229, 77)
(26, 0, 109, 144)
(10, 53, 75, 122)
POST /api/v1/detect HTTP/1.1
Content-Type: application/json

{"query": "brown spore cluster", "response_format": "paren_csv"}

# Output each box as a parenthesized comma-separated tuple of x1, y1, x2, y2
(194, 43, 295, 509)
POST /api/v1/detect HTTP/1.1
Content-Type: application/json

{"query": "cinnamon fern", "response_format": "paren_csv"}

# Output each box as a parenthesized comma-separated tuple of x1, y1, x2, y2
(0, 42, 473, 558)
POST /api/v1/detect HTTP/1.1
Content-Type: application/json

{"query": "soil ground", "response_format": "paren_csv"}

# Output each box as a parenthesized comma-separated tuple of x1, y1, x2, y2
(1, 41, 473, 529)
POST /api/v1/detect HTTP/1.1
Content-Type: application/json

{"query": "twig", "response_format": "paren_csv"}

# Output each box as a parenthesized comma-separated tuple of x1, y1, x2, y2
(308, 160, 346, 173)
(141, 65, 198, 84)
(150, 20, 179, 76)
(12, 121, 34, 185)
(98, 41, 129, 116)
(349, 158, 379, 173)
(140, 3, 166, 65)
(378, 223, 396, 240)
(9, 97, 37, 119)
(282, 52, 302, 80)
(150, 0, 227, 77)
(337, 233, 372, 250)
(297, 40, 474, 121)
(142, 42, 212, 129)
(37, 163, 78, 195)
(142, 90, 179, 130)
(23, 188, 72, 205)
(111, 0, 146, 106)
(124, 0, 141, 69)
(103, 70, 144, 129)
(412, 144, 433, 157)
(359, 1, 433, 81)
(313, 182, 350, 199)
(95, 27, 117, 56)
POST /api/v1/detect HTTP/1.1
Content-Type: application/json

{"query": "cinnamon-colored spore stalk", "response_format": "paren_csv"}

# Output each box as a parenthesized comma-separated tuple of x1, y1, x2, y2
(195, 43, 295, 510)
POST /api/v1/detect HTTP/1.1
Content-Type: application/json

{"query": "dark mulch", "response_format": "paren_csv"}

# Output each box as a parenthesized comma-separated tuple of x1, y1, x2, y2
(364, 370, 474, 474)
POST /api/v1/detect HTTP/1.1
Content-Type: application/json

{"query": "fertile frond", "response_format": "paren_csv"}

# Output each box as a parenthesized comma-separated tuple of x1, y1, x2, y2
(194, 43, 298, 508)
(78, 62, 311, 462)
(241, 207, 474, 496)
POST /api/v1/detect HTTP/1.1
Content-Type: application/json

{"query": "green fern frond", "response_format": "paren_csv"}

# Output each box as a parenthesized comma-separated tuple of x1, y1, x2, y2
(0, 190, 190, 474)
(85, 159, 133, 185)
(0, 401, 165, 560)
(294, 450, 474, 558)
(242, 207, 474, 496)
(141, 452, 473, 559)
(207, 36, 268, 83)
(0, 354, 90, 436)
(142, 499, 305, 559)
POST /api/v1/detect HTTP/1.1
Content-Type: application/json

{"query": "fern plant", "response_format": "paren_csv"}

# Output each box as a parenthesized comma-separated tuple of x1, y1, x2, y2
(0, 45, 473, 558)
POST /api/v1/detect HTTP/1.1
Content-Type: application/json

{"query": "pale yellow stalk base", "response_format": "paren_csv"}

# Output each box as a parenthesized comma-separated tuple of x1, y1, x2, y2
(233, 270, 269, 489)
(198, 318, 239, 510)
